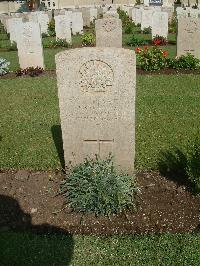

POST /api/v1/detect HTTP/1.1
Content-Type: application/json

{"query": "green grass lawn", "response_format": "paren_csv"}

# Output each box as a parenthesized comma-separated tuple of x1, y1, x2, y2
(0, 75, 199, 170)
(1, 232, 199, 265)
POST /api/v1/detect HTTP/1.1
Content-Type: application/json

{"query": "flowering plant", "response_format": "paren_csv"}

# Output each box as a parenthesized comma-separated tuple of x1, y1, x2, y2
(135, 46, 169, 71)
(152, 35, 167, 46)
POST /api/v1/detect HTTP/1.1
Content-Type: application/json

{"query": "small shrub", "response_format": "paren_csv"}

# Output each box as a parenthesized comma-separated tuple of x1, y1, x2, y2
(53, 38, 71, 48)
(126, 35, 147, 47)
(124, 22, 135, 34)
(152, 35, 167, 46)
(42, 32, 49, 38)
(0, 58, 10, 76)
(8, 41, 17, 51)
(142, 27, 151, 34)
(169, 53, 200, 70)
(60, 155, 139, 217)
(16, 67, 44, 77)
(47, 18, 55, 37)
(117, 8, 132, 28)
(44, 38, 71, 48)
(81, 33, 95, 46)
(136, 46, 169, 71)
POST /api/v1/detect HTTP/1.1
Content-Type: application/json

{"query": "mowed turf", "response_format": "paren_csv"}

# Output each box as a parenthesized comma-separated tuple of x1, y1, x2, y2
(1, 232, 200, 266)
(0, 74, 199, 170)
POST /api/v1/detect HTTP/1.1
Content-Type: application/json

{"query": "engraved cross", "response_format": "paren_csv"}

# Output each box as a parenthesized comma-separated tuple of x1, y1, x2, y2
(83, 139, 114, 156)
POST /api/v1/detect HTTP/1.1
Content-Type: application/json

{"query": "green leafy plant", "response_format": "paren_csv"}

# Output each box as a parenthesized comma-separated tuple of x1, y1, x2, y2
(124, 22, 135, 34)
(60, 155, 140, 217)
(42, 32, 49, 38)
(0, 58, 10, 76)
(15, 67, 44, 77)
(117, 8, 132, 28)
(8, 41, 17, 51)
(142, 27, 151, 34)
(47, 18, 55, 37)
(81, 33, 95, 46)
(126, 35, 147, 47)
(136, 46, 169, 71)
(152, 35, 167, 46)
(169, 53, 200, 70)
(44, 38, 71, 48)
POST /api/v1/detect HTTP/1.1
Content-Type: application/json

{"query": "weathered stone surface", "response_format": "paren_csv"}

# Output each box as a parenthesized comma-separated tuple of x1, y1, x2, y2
(71, 12, 83, 35)
(104, 10, 119, 19)
(90, 8, 98, 22)
(135, 8, 142, 25)
(95, 18, 122, 48)
(177, 18, 200, 59)
(81, 7, 91, 27)
(55, 15, 71, 43)
(55, 47, 136, 173)
(141, 9, 153, 30)
(152, 12, 168, 39)
(17, 22, 44, 69)
(28, 12, 38, 23)
(7, 17, 22, 43)
(37, 13, 49, 34)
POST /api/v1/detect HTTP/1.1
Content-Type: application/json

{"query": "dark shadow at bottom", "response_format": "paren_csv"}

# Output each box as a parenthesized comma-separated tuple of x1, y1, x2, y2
(0, 194, 74, 266)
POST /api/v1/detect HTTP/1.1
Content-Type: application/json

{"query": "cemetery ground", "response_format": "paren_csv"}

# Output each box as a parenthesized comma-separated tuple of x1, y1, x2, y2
(0, 25, 177, 72)
(0, 19, 200, 265)
(0, 74, 200, 264)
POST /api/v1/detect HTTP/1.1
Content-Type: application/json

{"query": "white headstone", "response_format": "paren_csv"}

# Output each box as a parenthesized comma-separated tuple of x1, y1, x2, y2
(104, 10, 119, 19)
(17, 22, 44, 69)
(177, 18, 200, 59)
(95, 18, 122, 48)
(90, 8, 98, 22)
(55, 47, 136, 173)
(135, 8, 142, 25)
(71, 12, 83, 35)
(152, 12, 168, 39)
(55, 15, 71, 43)
(7, 17, 23, 43)
(37, 13, 49, 34)
(141, 9, 153, 30)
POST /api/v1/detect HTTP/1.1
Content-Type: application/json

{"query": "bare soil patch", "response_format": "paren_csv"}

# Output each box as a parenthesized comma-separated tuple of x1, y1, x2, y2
(0, 170, 199, 235)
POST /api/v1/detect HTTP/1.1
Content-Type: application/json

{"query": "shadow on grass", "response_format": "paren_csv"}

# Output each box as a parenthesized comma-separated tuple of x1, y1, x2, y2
(51, 125, 65, 169)
(0, 194, 74, 266)
(157, 148, 193, 191)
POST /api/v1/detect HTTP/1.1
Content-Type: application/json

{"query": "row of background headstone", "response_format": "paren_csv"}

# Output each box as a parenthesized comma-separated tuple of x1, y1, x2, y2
(1, 4, 200, 69)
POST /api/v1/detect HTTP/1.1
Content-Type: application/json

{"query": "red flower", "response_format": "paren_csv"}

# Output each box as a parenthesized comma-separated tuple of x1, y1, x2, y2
(163, 51, 168, 57)
(135, 47, 142, 54)
(153, 39, 162, 46)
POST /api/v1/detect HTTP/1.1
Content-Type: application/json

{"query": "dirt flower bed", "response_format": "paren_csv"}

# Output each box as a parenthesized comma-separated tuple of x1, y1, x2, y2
(0, 170, 199, 235)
